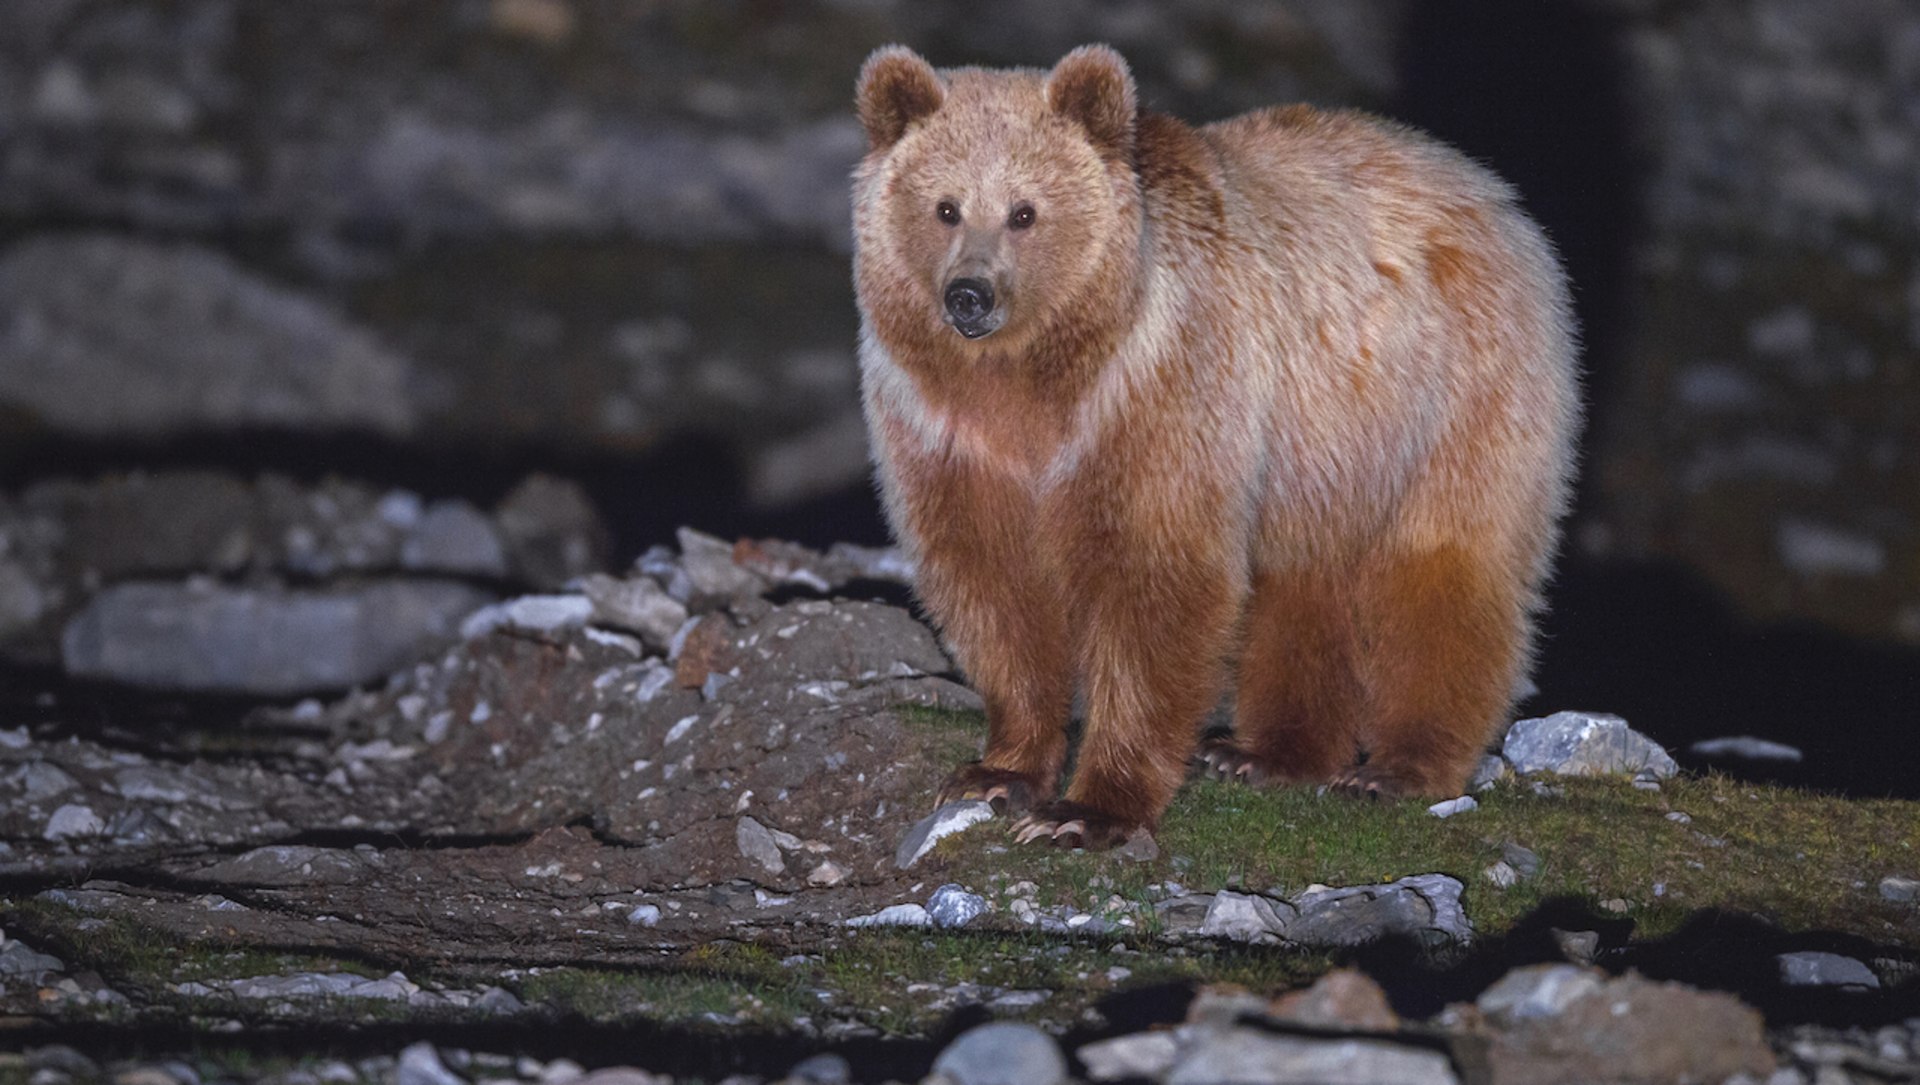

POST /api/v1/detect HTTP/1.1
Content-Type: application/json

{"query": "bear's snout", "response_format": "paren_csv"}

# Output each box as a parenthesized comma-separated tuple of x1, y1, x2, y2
(943, 277, 1000, 339)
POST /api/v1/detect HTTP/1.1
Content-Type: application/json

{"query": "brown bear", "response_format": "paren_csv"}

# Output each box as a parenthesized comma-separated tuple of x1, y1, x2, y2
(851, 44, 1581, 849)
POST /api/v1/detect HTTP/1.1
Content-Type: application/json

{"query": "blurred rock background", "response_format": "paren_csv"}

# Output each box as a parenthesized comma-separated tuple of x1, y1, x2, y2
(1, 1, 1916, 761)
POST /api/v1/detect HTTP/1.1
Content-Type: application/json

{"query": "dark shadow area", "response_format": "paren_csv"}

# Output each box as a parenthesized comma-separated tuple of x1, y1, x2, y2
(1392, 0, 1642, 521)
(1348, 898, 1920, 1028)
(0, 428, 893, 563)
(1532, 556, 1920, 799)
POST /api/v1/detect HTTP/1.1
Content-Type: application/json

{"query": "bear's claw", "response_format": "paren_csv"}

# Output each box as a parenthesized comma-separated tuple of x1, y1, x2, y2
(1328, 762, 1419, 800)
(1194, 737, 1273, 785)
(1011, 801, 1139, 851)
(936, 763, 1045, 815)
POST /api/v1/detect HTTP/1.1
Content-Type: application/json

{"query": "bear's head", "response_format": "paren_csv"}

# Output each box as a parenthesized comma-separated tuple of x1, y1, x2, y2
(853, 45, 1141, 351)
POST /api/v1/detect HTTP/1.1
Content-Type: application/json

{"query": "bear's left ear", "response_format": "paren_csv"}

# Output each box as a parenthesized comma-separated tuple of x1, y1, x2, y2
(857, 45, 945, 152)
(1045, 44, 1137, 163)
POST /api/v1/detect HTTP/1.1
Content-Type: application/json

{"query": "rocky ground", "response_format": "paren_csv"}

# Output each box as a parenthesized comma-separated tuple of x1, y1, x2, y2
(1, 520, 1916, 1085)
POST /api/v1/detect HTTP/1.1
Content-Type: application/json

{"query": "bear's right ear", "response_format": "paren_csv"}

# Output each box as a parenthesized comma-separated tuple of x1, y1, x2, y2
(856, 45, 944, 152)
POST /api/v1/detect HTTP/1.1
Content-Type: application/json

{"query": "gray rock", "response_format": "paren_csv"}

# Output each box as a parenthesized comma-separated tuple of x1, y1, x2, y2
(896, 800, 995, 869)
(1113, 826, 1161, 861)
(626, 904, 661, 927)
(1551, 928, 1602, 965)
(1484, 861, 1519, 888)
(1154, 894, 1215, 935)
(1167, 1029, 1459, 1085)
(62, 580, 492, 695)
(785, 1053, 851, 1085)
(14, 761, 78, 801)
(1078, 1032, 1180, 1082)
(843, 903, 931, 929)
(397, 1043, 468, 1085)
(0, 938, 67, 977)
(734, 816, 786, 877)
(1880, 876, 1918, 902)
(676, 527, 767, 600)
(1503, 711, 1678, 780)
(1501, 842, 1542, 879)
(193, 970, 419, 1001)
(1478, 964, 1606, 1022)
(0, 235, 416, 437)
(44, 803, 104, 840)
(458, 594, 593, 641)
(1427, 795, 1478, 818)
(1486, 972, 1774, 1084)
(927, 884, 988, 928)
(1777, 951, 1880, 989)
(1286, 874, 1473, 948)
(1469, 753, 1512, 791)
(401, 501, 510, 578)
(1199, 890, 1292, 943)
(986, 989, 1050, 1010)
(472, 986, 525, 1014)
(931, 1022, 1067, 1085)
(579, 573, 688, 649)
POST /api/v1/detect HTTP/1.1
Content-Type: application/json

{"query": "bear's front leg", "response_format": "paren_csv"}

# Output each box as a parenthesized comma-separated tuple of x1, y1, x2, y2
(891, 452, 1076, 816)
(1013, 476, 1246, 849)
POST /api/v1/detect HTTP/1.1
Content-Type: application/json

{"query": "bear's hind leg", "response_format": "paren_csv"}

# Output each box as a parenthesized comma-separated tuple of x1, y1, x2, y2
(1203, 567, 1362, 786)
(1338, 543, 1526, 799)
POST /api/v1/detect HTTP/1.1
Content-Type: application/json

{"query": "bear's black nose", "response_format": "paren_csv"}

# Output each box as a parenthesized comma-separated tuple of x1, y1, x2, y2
(943, 277, 995, 324)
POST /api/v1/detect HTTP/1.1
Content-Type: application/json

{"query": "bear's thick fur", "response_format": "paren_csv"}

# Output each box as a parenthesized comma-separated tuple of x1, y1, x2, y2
(852, 45, 1581, 848)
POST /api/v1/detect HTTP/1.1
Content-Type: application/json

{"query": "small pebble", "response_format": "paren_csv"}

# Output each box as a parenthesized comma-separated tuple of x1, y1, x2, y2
(1878, 876, 1917, 903)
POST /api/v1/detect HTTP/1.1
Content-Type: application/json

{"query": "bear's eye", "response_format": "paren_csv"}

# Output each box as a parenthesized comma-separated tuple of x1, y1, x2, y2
(1008, 203, 1036, 230)
(936, 200, 961, 226)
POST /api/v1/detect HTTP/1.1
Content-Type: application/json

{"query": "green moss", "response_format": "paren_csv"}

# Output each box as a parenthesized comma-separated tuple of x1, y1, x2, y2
(896, 702, 989, 766)
(1, 897, 387, 992)
(935, 771, 1919, 952)
(518, 943, 815, 1027)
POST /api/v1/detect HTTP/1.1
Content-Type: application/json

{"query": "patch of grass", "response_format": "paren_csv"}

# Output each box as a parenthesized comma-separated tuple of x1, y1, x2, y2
(797, 926, 1333, 1034)
(896, 702, 989, 768)
(519, 943, 815, 1027)
(1, 896, 387, 991)
(935, 772, 1920, 952)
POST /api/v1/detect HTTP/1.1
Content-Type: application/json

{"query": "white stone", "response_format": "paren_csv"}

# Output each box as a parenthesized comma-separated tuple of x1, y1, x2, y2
(894, 799, 994, 868)
(1477, 963, 1605, 1022)
(1777, 951, 1879, 989)
(459, 594, 593, 640)
(843, 903, 932, 928)
(1503, 711, 1678, 779)
(1079, 1032, 1178, 1081)
(1427, 795, 1478, 818)
(45, 803, 104, 840)
(1689, 736, 1804, 762)
(933, 1022, 1066, 1085)
(734, 816, 785, 876)
(927, 884, 988, 928)
(396, 1043, 467, 1085)
(1168, 1028, 1458, 1085)
(1198, 890, 1287, 943)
